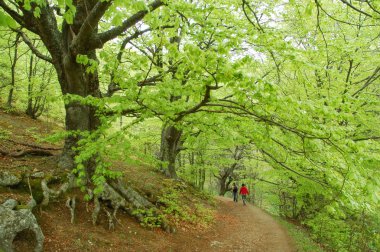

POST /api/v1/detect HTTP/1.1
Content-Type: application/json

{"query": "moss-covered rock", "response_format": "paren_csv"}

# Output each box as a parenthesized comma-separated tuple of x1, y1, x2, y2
(0, 171, 22, 187)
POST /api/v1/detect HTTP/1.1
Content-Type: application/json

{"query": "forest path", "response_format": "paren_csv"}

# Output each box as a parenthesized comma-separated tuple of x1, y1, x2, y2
(198, 196, 297, 252)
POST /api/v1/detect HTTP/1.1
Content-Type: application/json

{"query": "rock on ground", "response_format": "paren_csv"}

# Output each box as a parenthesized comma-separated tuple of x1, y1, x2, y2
(0, 199, 44, 252)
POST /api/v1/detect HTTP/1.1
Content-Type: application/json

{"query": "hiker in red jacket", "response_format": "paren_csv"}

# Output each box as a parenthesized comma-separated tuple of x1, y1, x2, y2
(239, 184, 249, 206)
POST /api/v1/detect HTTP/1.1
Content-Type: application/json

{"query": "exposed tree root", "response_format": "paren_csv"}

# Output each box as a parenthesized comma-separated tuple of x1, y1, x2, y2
(92, 196, 101, 225)
(0, 149, 53, 158)
(0, 150, 8, 156)
(65, 196, 76, 224)
(41, 174, 75, 207)
(5, 139, 62, 150)
(1, 169, 176, 236)
(103, 207, 115, 230)
(93, 179, 175, 232)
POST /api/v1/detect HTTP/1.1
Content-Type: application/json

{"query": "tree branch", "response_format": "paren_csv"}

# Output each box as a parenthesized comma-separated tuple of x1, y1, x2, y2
(365, 0, 380, 15)
(106, 25, 174, 96)
(70, 0, 113, 54)
(339, 0, 373, 18)
(256, 177, 280, 186)
(314, 0, 375, 27)
(242, 0, 264, 33)
(353, 136, 380, 141)
(352, 66, 380, 96)
(174, 85, 220, 122)
(204, 101, 329, 140)
(90, 0, 165, 49)
(16, 30, 53, 63)
(261, 149, 328, 187)
(0, 0, 25, 27)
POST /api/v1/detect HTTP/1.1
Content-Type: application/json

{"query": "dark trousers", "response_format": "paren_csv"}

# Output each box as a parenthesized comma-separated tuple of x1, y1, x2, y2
(241, 195, 247, 205)
(233, 192, 238, 202)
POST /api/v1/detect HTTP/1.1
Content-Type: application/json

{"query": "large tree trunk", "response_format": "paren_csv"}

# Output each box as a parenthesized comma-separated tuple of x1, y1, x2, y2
(57, 51, 101, 176)
(42, 2, 102, 176)
(159, 124, 183, 178)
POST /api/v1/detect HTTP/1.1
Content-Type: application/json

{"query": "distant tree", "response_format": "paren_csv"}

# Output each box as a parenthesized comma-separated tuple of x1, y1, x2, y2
(214, 146, 245, 196)
(25, 52, 54, 119)
(5, 32, 20, 107)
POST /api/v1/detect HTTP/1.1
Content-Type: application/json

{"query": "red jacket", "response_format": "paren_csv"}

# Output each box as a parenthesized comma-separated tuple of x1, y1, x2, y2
(239, 186, 249, 195)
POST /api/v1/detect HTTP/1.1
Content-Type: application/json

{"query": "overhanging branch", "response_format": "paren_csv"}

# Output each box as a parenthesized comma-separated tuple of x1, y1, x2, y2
(174, 85, 220, 122)
(261, 149, 328, 187)
(352, 66, 380, 96)
(16, 30, 53, 63)
(90, 0, 165, 49)
(339, 0, 373, 18)
(0, 0, 25, 27)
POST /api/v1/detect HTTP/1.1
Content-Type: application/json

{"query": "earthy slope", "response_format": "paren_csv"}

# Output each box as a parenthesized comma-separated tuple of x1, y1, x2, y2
(39, 195, 297, 252)
(0, 109, 296, 251)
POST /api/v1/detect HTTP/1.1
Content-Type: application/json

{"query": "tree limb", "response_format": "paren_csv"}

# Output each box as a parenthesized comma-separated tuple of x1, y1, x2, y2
(339, 0, 373, 18)
(256, 177, 280, 186)
(365, 0, 380, 15)
(90, 0, 165, 49)
(0, 0, 25, 27)
(174, 85, 220, 122)
(106, 25, 174, 96)
(353, 136, 380, 141)
(70, 0, 113, 54)
(16, 30, 53, 63)
(352, 66, 380, 96)
(314, 0, 375, 27)
(261, 149, 328, 187)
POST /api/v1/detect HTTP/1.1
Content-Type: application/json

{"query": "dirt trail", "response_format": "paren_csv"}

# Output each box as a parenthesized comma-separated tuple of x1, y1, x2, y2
(0, 110, 296, 252)
(195, 196, 297, 252)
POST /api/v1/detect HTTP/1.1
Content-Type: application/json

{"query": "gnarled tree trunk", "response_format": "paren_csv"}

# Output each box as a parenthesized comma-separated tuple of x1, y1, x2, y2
(218, 173, 232, 196)
(57, 51, 101, 173)
(27, 1, 102, 176)
(159, 124, 183, 178)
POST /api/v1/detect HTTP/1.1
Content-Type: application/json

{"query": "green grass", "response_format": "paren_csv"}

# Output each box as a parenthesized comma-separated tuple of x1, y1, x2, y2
(275, 217, 324, 252)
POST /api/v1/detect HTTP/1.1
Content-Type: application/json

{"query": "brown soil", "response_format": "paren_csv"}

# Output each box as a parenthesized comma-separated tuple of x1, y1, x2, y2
(0, 109, 296, 251)
(206, 197, 296, 252)
(33, 195, 296, 252)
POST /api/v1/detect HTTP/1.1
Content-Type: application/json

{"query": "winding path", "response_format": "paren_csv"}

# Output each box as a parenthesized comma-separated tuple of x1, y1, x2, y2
(197, 196, 296, 252)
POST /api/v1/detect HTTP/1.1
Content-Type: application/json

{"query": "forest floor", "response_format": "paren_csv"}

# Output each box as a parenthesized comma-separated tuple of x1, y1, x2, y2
(0, 109, 296, 252)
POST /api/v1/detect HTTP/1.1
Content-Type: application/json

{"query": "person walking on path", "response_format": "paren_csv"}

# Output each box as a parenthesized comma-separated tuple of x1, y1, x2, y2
(232, 183, 238, 202)
(239, 184, 249, 205)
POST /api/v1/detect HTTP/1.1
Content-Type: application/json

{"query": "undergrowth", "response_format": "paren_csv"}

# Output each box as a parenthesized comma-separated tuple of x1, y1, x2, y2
(129, 179, 215, 230)
(275, 217, 324, 252)
(157, 183, 214, 228)
(0, 128, 10, 140)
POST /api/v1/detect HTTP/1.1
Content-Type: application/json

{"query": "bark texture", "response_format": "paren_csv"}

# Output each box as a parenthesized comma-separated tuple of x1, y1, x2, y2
(159, 124, 183, 178)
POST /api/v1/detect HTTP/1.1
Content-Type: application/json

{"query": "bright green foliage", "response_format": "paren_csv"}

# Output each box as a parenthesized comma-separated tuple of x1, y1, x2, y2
(0, 11, 16, 28)
(0, 0, 379, 250)
(132, 208, 163, 228)
(158, 184, 214, 226)
(276, 216, 324, 252)
(0, 128, 11, 140)
(0, 30, 63, 119)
